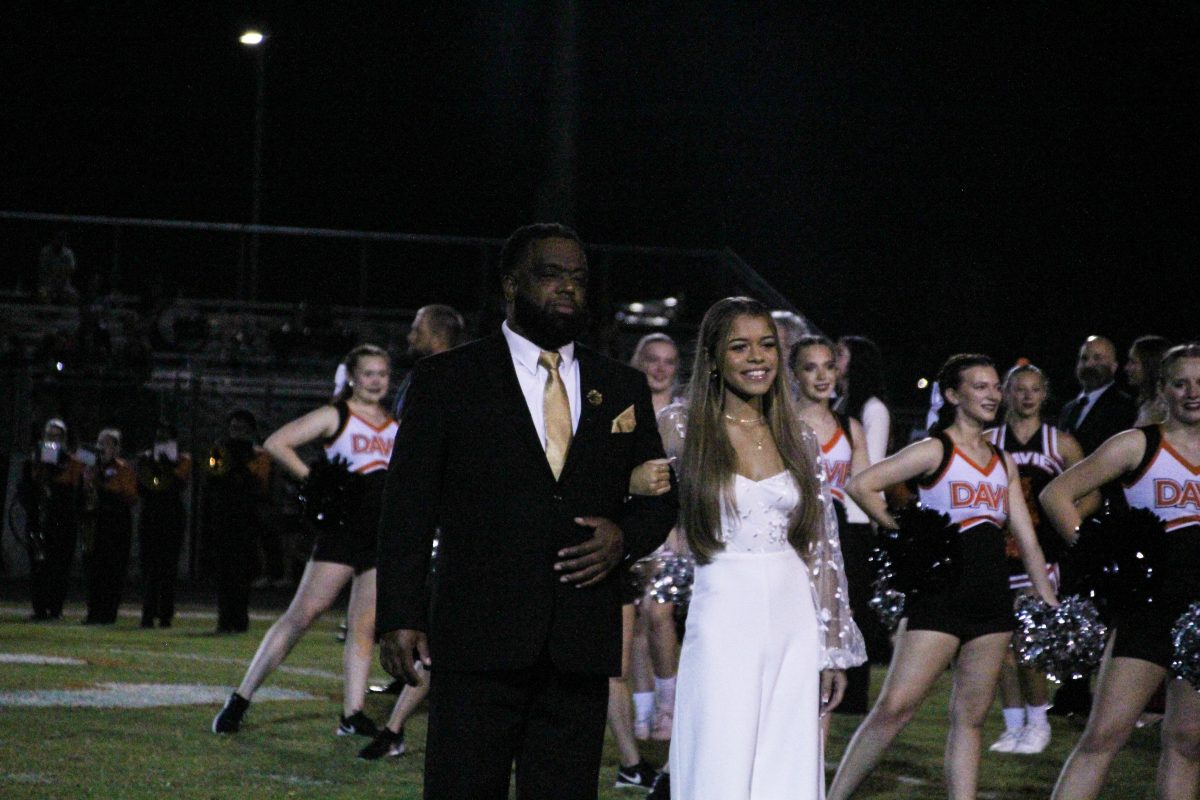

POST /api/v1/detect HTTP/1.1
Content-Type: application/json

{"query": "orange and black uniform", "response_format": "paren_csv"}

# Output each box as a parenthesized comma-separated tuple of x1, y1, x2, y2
(203, 439, 271, 632)
(17, 452, 84, 619)
(137, 451, 192, 627)
(84, 457, 138, 624)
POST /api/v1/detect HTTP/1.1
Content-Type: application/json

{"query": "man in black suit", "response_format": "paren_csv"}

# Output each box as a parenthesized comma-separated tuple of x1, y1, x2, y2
(376, 223, 677, 799)
(1058, 335, 1137, 456)
(1053, 335, 1137, 718)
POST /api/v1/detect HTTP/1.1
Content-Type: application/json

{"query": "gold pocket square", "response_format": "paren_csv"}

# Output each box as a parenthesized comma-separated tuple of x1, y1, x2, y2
(611, 405, 637, 434)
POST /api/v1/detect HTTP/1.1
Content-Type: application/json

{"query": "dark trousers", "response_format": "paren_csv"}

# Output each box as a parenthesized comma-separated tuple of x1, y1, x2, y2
(139, 502, 184, 625)
(837, 521, 893, 714)
(216, 548, 252, 632)
(86, 521, 132, 623)
(424, 659, 609, 800)
(30, 520, 77, 618)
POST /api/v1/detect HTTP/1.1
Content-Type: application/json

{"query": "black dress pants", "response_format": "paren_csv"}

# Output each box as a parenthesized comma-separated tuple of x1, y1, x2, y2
(424, 656, 609, 800)
(139, 500, 184, 625)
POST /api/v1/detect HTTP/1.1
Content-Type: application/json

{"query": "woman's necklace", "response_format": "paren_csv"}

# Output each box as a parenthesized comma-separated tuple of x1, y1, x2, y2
(724, 412, 767, 450)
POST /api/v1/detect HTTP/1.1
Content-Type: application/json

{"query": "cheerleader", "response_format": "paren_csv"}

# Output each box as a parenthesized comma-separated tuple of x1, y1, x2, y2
(791, 335, 872, 714)
(983, 364, 1089, 755)
(1124, 335, 1172, 427)
(213, 344, 395, 737)
(1043, 343, 1200, 800)
(829, 354, 1057, 800)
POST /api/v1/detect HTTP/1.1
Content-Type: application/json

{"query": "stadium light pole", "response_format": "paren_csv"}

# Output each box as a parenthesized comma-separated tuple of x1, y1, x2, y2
(240, 29, 265, 300)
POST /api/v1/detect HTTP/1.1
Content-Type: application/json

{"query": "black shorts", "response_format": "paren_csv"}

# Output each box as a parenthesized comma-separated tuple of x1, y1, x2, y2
(310, 472, 383, 574)
(1110, 603, 1187, 670)
(905, 522, 1014, 643)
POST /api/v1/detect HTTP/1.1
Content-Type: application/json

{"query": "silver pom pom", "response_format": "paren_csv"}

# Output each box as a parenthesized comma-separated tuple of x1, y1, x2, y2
(1171, 602, 1200, 691)
(642, 552, 695, 606)
(1014, 594, 1108, 684)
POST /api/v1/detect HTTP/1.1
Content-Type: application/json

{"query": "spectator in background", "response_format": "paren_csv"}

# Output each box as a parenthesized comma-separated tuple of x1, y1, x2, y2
(393, 304, 467, 418)
(37, 230, 78, 305)
(834, 335, 895, 702)
(1124, 335, 1172, 427)
(82, 428, 138, 625)
(203, 410, 271, 633)
(16, 419, 84, 620)
(136, 422, 192, 628)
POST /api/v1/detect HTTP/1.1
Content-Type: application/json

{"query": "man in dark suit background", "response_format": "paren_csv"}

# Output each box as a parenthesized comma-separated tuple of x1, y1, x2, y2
(376, 223, 677, 799)
(1053, 334, 1137, 718)
(1058, 335, 1137, 455)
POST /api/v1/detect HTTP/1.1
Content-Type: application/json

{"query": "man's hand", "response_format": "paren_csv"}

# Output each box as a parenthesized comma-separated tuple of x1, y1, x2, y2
(820, 669, 847, 717)
(379, 628, 431, 687)
(555, 517, 624, 587)
(628, 458, 674, 497)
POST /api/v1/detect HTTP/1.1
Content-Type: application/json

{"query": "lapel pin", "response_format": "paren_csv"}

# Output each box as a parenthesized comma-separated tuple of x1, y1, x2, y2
(587, 389, 603, 406)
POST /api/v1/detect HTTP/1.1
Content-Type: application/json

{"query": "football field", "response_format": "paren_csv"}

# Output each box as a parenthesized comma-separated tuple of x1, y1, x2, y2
(0, 602, 1164, 799)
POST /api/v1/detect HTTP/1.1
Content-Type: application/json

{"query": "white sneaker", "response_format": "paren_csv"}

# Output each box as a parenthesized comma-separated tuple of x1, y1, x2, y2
(1012, 723, 1051, 754)
(988, 728, 1024, 753)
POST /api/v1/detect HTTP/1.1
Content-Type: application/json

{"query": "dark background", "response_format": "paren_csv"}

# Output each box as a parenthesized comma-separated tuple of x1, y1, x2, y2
(2, 2, 1197, 407)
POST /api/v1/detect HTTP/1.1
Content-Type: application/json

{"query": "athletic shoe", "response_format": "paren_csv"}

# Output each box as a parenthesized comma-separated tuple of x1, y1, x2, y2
(337, 710, 380, 737)
(212, 692, 250, 734)
(368, 679, 405, 695)
(1012, 723, 1051, 754)
(988, 728, 1023, 753)
(357, 727, 406, 760)
(650, 707, 673, 741)
(647, 772, 670, 800)
(614, 760, 658, 791)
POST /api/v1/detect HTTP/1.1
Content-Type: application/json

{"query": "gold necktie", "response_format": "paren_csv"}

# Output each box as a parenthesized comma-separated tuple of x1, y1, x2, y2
(538, 350, 572, 479)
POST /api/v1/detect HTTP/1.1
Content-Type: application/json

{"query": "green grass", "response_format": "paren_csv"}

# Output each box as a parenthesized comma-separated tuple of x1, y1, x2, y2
(0, 602, 1164, 799)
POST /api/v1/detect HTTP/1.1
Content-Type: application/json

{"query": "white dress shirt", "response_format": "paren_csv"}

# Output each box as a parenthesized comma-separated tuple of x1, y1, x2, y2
(1073, 381, 1114, 428)
(502, 321, 582, 450)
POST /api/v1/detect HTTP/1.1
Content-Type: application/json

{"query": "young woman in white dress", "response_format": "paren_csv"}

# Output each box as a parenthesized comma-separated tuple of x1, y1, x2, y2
(660, 297, 865, 800)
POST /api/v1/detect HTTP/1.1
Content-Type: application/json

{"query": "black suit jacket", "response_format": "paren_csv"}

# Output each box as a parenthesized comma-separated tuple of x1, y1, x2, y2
(1059, 384, 1137, 456)
(376, 332, 677, 676)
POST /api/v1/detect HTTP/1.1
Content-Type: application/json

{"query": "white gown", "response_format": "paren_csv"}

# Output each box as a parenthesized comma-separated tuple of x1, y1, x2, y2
(659, 405, 866, 800)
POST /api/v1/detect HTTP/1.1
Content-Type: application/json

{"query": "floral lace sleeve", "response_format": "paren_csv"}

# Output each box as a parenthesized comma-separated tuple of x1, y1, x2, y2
(800, 422, 868, 670)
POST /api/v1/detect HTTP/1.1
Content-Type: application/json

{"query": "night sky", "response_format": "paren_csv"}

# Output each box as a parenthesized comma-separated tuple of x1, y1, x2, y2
(3, 2, 1198, 405)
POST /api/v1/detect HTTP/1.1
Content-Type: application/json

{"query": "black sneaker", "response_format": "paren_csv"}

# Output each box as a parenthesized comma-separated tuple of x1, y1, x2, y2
(357, 726, 406, 760)
(337, 710, 380, 737)
(212, 692, 250, 734)
(615, 760, 658, 791)
(647, 771, 670, 799)
(368, 679, 405, 695)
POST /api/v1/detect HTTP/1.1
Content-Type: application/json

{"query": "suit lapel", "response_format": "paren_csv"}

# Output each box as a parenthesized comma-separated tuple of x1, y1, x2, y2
(558, 346, 607, 485)
(477, 332, 557, 483)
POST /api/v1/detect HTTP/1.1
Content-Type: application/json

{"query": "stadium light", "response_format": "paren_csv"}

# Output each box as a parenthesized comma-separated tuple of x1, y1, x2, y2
(240, 30, 264, 46)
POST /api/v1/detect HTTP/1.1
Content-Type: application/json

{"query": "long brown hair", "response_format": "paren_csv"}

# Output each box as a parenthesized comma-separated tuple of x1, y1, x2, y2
(679, 297, 823, 564)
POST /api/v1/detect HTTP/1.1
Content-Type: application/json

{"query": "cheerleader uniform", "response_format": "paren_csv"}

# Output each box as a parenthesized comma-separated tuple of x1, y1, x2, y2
(985, 423, 1065, 591)
(1111, 425, 1200, 668)
(313, 402, 397, 573)
(907, 432, 1013, 641)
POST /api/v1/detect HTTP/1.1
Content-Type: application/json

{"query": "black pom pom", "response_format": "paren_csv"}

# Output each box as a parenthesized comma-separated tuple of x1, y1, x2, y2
(869, 504, 960, 631)
(298, 455, 362, 533)
(1068, 505, 1166, 612)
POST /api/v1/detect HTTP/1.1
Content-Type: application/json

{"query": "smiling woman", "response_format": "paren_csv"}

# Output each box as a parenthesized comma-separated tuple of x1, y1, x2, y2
(663, 296, 865, 799)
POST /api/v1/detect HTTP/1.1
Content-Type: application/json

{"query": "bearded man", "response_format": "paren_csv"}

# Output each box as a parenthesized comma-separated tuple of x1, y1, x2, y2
(376, 223, 677, 800)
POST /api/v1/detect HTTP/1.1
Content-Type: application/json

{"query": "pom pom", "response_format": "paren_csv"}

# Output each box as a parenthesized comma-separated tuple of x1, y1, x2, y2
(298, 455, 362, 533)
(868, 504, 960, 631)
(632, 552, 695, 606)
(1014, 594, 1108, 684)
(1068, 506, 1166, 612)
(1171, 602, 1200, 691)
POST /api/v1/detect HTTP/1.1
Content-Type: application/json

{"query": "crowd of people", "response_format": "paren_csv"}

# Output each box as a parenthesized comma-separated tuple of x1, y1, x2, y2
(10, 222, 1199, 800)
